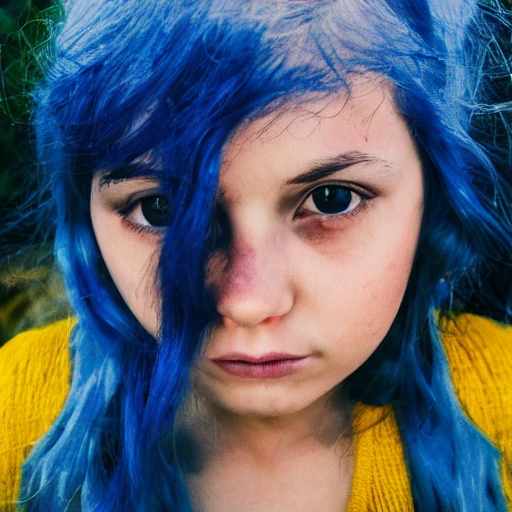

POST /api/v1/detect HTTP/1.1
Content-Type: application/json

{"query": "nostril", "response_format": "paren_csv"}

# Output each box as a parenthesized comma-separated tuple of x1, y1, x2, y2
(223, 317, 238, 329)
(261, 316, 282, 327)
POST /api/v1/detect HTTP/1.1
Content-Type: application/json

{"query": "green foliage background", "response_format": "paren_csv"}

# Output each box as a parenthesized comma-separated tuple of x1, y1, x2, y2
(0, 0, 58, 185)
(0, 0, 68, 346)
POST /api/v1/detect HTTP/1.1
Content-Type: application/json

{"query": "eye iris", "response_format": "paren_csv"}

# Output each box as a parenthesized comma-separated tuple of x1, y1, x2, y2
(311, 186, 352, 214)
(141, 196, 170, 227)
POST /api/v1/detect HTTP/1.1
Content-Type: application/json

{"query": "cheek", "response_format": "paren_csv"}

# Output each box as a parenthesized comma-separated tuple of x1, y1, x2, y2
(297, 207, 421, 368)
(91, 212, 161, 335)
(307, 254, 412, 378)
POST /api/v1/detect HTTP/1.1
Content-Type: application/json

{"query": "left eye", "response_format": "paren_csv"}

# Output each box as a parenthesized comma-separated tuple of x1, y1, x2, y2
(302, 185, 362, 215)
(129, 195, 171, 227)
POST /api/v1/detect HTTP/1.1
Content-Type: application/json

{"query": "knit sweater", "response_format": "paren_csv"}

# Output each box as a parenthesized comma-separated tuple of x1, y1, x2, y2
(0, 314, 511, 511)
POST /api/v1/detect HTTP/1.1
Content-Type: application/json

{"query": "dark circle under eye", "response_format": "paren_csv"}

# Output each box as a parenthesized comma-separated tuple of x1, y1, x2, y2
(311, 186, 352, 215)
(140, 196, 170, 227)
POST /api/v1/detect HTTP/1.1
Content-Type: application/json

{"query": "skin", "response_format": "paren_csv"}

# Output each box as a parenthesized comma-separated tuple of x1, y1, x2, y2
(90, 79, 424, 511)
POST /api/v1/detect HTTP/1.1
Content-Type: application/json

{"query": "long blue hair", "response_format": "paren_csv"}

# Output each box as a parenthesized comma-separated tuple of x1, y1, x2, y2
(18, 0, 512, 510)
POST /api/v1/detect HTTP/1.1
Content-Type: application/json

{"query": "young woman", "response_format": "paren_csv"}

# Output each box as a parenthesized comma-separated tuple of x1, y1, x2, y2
(0, 0, 511, 510)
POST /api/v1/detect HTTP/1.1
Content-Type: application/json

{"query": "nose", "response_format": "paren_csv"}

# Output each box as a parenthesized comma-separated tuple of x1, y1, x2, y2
(207, 235, 294, 329)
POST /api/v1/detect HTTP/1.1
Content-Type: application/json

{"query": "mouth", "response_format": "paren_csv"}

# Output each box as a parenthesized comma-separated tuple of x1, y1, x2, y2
(211, 353, 311, 379)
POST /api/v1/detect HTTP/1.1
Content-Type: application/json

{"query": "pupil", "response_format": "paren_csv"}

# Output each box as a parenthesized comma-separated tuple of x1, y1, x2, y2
(141, 196, 170, 227)
(311, 186, 351, 214)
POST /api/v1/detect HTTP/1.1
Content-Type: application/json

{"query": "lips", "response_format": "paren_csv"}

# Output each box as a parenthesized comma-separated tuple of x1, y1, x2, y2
(211, 353, 311, 378)
(213, 352, 307, 364)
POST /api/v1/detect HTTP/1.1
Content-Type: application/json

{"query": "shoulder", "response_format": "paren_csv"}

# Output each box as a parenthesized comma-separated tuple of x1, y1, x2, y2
(0, 319, 74, 508)
(0, 319, 74, 408)
(0, 316, 73, 365)
(439, 313, 512, 448)
(0, 317, 74, 436)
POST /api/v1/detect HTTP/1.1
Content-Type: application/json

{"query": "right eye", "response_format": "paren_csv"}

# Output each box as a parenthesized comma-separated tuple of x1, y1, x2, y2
(120, 195, 171, 234)
(138, 196, 170, 227)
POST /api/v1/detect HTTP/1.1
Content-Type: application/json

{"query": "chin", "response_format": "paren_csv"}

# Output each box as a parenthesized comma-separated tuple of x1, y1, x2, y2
(194, 376, 332, 420)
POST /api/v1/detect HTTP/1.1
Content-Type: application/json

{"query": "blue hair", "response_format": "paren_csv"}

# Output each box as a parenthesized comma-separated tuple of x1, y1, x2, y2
(18, 0, 512, 510)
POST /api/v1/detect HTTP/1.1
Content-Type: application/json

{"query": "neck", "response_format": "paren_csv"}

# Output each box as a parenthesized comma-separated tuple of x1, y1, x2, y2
(175, 387, 351, 472)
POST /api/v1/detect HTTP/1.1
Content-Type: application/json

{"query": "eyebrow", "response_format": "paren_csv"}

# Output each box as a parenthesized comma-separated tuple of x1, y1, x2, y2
(97, 164, 163, 188)
(285, 151, 395, 186)
(98, 150, 393, 191)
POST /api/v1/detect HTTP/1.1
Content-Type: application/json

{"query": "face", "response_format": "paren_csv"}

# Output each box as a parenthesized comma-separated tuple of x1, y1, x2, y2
(90, 79, 424, 419)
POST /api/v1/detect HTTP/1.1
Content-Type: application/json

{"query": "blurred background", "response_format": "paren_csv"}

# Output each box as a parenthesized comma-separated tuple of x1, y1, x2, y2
(0, 0, 510, 347)
(0, 0, 68, 346)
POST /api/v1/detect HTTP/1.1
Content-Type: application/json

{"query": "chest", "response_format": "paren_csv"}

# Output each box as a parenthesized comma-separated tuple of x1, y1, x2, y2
(185, 448, 354, 512)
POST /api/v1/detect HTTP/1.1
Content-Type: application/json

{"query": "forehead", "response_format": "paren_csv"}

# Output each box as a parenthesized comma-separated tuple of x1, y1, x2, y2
(219, 79, 413, 192)
(94, 78, 413, 191)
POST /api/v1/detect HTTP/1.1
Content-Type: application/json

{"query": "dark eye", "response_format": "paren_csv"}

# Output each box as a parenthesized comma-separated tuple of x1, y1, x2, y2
(138, 196, 170, 227)
(307, 185, 360, 215)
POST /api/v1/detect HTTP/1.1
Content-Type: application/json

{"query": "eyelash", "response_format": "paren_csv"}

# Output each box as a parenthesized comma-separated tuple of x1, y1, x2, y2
(116, 183, 374, 236)
(116, 195, 168, 237)
(294, 182, 374, 223)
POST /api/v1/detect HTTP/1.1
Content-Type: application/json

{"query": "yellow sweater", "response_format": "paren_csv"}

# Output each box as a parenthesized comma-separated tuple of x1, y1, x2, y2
(0, 314, 511, 511)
